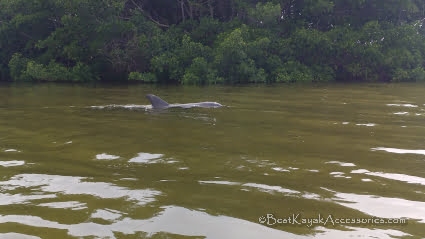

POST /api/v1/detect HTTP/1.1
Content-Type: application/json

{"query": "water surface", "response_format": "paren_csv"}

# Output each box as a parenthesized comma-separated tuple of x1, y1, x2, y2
(0, 83, 425, 238)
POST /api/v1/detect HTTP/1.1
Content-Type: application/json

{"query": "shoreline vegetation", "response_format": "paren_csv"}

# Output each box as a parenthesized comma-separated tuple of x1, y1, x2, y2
(1, 0, 425, 84)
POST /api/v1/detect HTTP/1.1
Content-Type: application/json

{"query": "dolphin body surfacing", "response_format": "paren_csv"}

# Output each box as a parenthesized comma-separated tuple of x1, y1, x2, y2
(146, 94, 223, 109)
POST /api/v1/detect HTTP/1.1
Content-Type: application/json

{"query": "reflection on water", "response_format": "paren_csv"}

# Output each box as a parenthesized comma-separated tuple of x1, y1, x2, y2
(326, 161, 356, 167)
(96, 153, 120, 160)
(332, 191, 425, 223)
(0, 174, 161, 205)
(0, 233, 41, 239)
(38, 201, 87, 210)
(4, 149, 20, 152)
(91, 209, 123, 221)
(272, 167, 290, 172)
(199, 180, 320, 199)
(128, 152, 164, 163)
(372, 147, 425, 155)
(393, 112, 409, 115)
(0, 160, 25, 167)
(90, 104, 152, 110)
(386, 103, 418, 107)
(1, 83, 425, 238)
(329, 172, 352, 179)
(199, 180, 240, 185)
(0, 205, 412, 239)
(0, 193, 56, 206)
(355, 123, 376, 127)
(351, 169, 425, 186)
(243, 182, 301, 195)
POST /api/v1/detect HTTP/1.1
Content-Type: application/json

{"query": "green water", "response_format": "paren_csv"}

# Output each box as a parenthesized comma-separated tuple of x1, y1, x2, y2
(0, 83, 425, 238)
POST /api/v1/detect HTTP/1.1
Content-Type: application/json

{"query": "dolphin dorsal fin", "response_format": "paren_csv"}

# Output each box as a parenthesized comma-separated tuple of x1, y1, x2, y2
(146, 94, 169, 109)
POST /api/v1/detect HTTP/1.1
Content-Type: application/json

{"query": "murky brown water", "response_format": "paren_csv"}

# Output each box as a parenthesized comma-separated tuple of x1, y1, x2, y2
(0, 83, 425, 238)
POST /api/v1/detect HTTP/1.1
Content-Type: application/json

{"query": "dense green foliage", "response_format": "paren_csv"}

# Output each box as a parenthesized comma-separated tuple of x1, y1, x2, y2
(1, 0, 425, 83)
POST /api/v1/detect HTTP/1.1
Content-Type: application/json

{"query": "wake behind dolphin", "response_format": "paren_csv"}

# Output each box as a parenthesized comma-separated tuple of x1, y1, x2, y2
(146, 94, 223, 109)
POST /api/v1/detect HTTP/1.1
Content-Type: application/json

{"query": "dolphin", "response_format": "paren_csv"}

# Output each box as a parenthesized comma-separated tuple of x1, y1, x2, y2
(146, 94, 223, 109)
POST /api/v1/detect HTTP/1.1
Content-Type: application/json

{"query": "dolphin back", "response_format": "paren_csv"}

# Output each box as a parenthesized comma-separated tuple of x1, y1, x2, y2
(146, 94, 169, 109)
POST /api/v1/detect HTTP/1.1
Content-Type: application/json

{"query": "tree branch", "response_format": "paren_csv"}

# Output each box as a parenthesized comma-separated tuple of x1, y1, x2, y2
(130, 0, 169, 28)
(19, 31, 33, 40)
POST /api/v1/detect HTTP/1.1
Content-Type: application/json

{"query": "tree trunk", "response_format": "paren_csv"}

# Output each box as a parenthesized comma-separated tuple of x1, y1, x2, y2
(180, 0, 185, 21)
(208, 0, 214, 18)
(186, 0, 193, 20)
